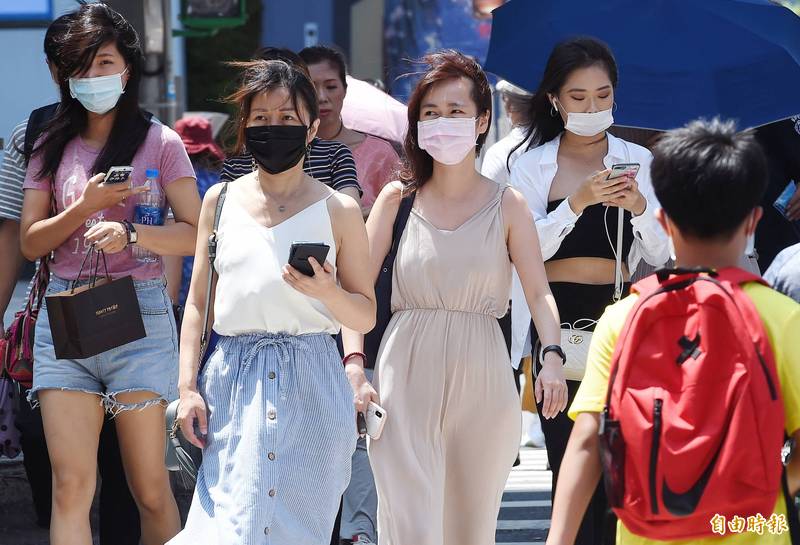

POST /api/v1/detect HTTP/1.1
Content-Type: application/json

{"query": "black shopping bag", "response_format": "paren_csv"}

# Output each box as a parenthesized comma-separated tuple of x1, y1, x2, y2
(46, 247, 145, 360)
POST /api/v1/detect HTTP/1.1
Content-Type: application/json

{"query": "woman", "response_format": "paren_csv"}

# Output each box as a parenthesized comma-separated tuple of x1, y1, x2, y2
(171, 59, 375, 545)
(19, 4, 200, 545)
(342, 50, 563, 545)
(508, 37, 669, 544)
(300, 45, 400, 214)
(220, 47, 363, 208)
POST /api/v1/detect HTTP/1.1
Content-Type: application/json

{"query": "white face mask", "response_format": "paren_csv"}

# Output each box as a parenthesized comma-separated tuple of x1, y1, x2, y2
(417, 117, 477, 165)
(553, 98, 614, 137)
(69, 69, 127, 114)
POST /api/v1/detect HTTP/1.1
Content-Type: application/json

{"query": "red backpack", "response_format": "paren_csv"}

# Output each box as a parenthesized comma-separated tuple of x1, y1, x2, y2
(599, 268, 786, 541)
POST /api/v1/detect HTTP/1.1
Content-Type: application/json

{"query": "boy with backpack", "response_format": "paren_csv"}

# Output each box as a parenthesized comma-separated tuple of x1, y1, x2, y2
(545, 118, 800, 545)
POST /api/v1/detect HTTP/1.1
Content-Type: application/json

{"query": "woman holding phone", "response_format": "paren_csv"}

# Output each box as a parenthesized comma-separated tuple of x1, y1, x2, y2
(171, 59, 375, 545)
(508, 37, 669, 544)
(342, 50, 562, 545)
(19, 4, 200, 545)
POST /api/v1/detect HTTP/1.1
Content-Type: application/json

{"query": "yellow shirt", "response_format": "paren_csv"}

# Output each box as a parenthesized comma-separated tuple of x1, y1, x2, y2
(569, 283, 800, 545)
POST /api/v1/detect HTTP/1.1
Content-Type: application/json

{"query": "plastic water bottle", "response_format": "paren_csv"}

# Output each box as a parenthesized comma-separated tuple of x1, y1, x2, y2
(133, 169, 165, 263)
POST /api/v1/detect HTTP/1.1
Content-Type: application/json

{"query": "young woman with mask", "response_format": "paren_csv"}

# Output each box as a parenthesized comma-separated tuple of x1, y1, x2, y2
(341, 50, 562, 545)
(508, 37, 669, 545)
(171, 60, 375, 545)
(299, 46, 400, 214)
(19, 4, 200, 545)
(220, 47, 363, 207)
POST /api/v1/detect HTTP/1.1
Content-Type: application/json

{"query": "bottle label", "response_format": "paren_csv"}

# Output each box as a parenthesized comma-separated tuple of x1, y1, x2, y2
(135, 205, 164, 226)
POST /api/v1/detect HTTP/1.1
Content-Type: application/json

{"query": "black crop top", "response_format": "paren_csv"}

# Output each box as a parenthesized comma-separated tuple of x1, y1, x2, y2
(546, 199, 635, 262)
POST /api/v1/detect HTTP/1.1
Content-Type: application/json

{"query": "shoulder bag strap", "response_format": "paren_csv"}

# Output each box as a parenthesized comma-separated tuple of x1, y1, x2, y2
(198, 183, 229, 364)
(389, 190, 416, 258)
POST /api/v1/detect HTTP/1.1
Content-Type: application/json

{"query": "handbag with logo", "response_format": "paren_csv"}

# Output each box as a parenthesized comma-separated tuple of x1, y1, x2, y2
(45, 248, 145, 360)
(165, 182, 228, 485)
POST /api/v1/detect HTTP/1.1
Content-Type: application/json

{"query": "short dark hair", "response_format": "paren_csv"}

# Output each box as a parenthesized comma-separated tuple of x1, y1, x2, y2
(651, 118, 767, 240)
(298, 45, 348, 87)
(401, 50, 492, 189)
(226, 60, 319, 156)
(253, 46, 309, 77)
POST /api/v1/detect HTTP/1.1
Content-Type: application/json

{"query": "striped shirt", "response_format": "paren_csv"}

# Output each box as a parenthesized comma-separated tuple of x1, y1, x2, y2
(220, 137, 362, 195)
(0, 120, 28, 221)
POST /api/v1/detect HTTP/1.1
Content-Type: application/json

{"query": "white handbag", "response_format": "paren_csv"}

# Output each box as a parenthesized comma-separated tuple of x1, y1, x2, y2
(550, 206, 625, 381)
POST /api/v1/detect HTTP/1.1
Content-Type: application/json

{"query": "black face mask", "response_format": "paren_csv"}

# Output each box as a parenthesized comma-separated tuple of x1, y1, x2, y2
(245, 125, 308, 175)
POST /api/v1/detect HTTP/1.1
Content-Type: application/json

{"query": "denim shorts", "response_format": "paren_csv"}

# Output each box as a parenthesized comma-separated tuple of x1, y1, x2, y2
(28, 276, 179, 414)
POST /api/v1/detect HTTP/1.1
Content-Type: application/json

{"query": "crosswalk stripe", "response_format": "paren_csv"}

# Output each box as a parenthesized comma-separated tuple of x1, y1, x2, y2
(496, 447, 552, 545)
(500, 500, 551, 508)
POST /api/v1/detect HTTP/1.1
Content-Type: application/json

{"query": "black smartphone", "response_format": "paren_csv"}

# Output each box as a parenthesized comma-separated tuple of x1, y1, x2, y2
(103, 166, 134, 185)
(288, 242, 330, 276)
(606, 163, 640, 182)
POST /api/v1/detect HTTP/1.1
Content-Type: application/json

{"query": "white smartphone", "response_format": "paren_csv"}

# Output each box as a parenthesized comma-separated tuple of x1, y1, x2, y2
(103, 166, 134, 185)
(365, 401, 387, 440)
(606, 163, 640, 181)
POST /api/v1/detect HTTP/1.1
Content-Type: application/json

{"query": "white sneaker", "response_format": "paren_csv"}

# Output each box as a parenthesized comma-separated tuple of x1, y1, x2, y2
(527, 414, 546, 448)
(352, 534, 376, 545)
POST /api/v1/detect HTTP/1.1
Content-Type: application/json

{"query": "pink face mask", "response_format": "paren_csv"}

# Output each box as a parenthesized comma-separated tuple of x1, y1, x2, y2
(417, 117, 477, 165)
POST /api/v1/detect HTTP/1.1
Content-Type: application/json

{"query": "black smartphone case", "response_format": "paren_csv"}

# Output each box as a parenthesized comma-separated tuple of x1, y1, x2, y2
(288, 243, 330, 276)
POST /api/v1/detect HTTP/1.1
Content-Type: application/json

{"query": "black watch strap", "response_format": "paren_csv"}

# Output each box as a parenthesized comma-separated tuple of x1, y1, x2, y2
(540, 344, 566, 364)
(122, 220, 137, 244)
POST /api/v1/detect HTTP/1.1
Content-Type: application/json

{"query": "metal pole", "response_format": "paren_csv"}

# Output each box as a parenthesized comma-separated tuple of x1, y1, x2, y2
(162, 0, 178, 127)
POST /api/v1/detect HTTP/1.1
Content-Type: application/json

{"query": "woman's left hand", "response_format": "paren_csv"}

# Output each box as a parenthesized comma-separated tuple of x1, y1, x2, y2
(84, 221, 128, 254)
(603, 176, 647, 216)
(282, 257, 338, 301)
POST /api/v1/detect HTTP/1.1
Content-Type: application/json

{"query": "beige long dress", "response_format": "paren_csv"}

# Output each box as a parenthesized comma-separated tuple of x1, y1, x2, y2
(369, 184, 521, 545)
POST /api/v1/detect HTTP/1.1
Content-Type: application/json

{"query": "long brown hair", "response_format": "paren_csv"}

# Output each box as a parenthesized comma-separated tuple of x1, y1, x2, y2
(34, 2, 151, 181)
(401, 50, 492, 190)
(225, 59, 319, 156)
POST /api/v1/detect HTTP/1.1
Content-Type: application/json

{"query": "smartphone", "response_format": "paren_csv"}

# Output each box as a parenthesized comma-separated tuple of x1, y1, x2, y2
(288, 242, 330, 276)
(365, 401, 387, 440)
(606, 163, 640, 182)
(103, 166, 134, 185)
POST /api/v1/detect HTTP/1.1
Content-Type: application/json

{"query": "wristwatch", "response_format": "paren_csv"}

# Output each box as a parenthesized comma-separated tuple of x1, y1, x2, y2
(540, 344, 566, 365)
(122, 220, 138, 244)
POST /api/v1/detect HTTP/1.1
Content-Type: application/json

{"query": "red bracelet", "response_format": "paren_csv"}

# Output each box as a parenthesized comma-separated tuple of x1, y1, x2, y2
(342, 352, 367, 367)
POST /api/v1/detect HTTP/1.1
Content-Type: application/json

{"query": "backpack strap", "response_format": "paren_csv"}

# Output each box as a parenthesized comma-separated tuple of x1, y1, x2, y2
(198, 183, 228, 366)
(23, 103, 60, 165)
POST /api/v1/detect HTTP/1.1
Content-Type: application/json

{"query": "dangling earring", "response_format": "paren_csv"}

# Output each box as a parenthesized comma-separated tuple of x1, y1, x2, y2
(613, 101, 618, 113)
(251, 157, 257, 172)
(550, 103, 558, 117)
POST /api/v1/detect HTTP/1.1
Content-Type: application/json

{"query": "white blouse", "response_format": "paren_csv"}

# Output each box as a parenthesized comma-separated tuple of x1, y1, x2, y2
(508, 133, 669, 364)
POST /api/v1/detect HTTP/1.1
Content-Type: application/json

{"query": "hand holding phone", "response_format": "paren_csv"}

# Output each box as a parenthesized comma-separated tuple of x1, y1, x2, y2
(605, 163, 640, 182)
(365, 401, 387, 440)
(103, 166, 134, 185)
(288, 242, 331, 277)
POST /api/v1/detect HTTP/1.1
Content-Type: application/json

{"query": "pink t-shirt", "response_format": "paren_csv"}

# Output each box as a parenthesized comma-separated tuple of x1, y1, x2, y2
(352, 135, 400, 208)
(24, 123, 195, 281)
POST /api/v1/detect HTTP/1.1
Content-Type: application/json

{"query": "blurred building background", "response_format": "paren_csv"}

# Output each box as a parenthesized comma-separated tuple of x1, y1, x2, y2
(0, 0, 797, 147)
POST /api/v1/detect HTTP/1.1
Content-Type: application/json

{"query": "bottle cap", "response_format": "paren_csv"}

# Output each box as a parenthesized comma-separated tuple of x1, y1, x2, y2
(146, 168, 159, 178)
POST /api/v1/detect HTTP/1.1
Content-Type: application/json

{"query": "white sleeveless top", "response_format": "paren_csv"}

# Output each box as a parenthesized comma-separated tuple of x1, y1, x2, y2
(212, 191, 340, 336)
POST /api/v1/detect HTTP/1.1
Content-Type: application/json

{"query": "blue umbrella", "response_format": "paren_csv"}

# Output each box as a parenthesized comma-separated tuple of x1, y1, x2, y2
(484, 0, 800, 129)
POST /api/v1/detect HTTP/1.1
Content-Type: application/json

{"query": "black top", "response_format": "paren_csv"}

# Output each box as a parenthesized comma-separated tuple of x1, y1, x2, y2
(546, 199, 634, 262)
